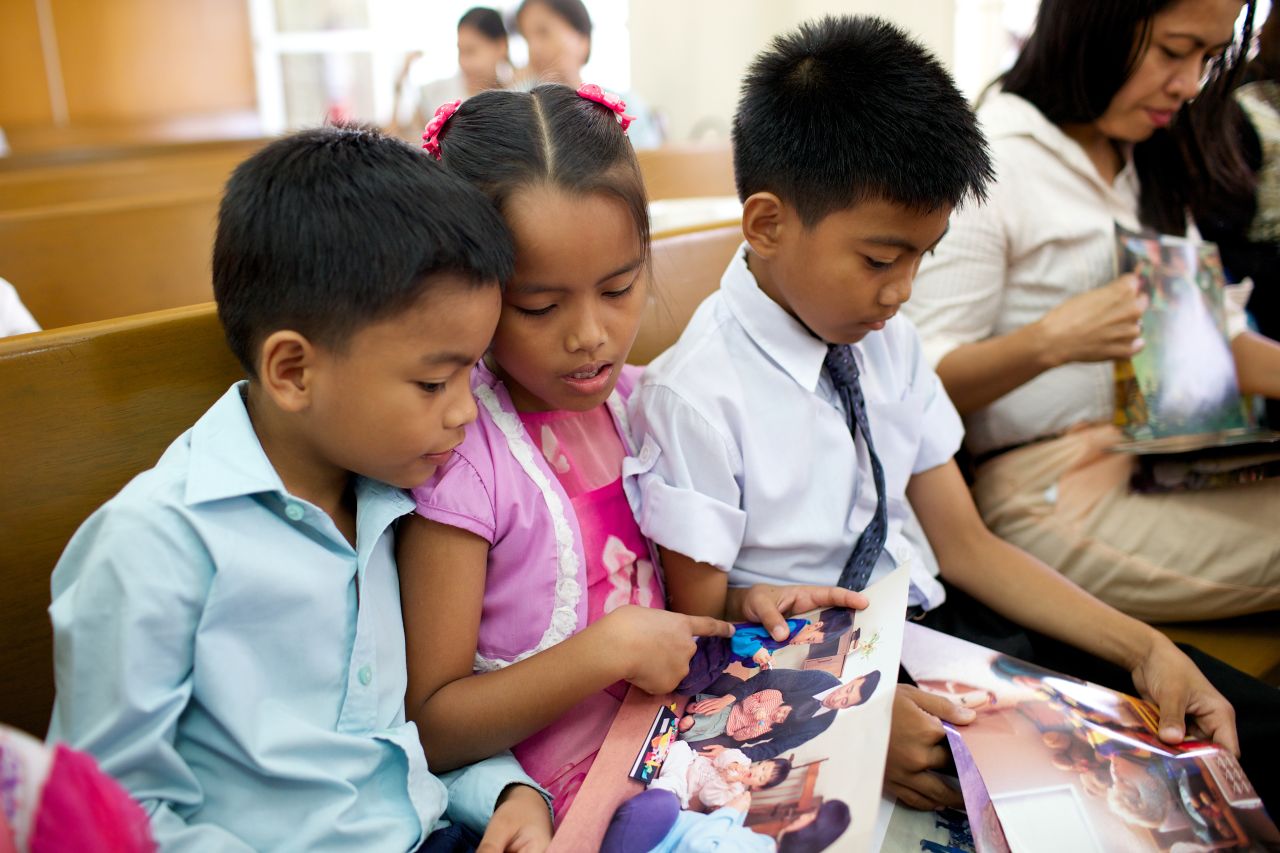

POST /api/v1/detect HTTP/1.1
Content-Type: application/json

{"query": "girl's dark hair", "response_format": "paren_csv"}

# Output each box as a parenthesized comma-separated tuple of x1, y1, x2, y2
(458, 7, 506, 42)
(1001, 0, 1257, 235)
(758, 757, 793, 790)
(517, 0, 592, 38)
(778, 799, 852, 853)
(433, 84, 649, 265)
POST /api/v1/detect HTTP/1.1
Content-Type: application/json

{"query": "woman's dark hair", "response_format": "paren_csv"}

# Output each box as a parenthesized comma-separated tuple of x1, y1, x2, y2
(432, 84, 649, 265)
(778, 799, 852, 853)
(1001, 0, 1257, 235)
(517, 0, 592, 38)
(1245, 6, 1280, 83)
(458, 7, 506, 42)
(814, 607, 853, 639)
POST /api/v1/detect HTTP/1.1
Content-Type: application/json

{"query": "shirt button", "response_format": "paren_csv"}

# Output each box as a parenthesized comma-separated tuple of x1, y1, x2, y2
(358, 664, 373, 686)
(285, 502, 305, 521)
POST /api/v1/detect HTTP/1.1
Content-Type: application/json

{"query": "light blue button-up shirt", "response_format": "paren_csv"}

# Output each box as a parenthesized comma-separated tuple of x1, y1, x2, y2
(48, 382, 543, 852)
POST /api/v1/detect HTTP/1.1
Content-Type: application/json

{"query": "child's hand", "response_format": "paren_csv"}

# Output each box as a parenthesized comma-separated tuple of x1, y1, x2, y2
(479, 784, 551, 853)
(603, 605, 734, 695)
(1128, 631, 1238, 754)
(752, 648, 773, 669)
(725, 790, 753, 813)
(884, 684, 972, 811)
(731, 584, 868, 641)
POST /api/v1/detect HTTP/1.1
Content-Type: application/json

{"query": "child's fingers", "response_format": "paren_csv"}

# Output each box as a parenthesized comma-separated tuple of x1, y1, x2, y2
(910, 687, 976, 726)
(802, 585, 869, 611)
(687, 614, 735, 638)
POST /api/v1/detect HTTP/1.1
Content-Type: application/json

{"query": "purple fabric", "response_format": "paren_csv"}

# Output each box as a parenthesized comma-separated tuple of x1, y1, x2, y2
(676, 636, 735, 695)
(600, 789, 681, 853)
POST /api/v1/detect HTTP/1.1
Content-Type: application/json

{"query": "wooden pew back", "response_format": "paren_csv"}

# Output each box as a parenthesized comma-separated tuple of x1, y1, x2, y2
(0, 193, 220, 329)
(0, 305, 243, 735)
(637, 144, 737, 201)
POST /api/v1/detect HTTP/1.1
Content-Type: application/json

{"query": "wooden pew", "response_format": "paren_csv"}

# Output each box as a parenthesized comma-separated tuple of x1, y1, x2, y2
(0, 143, 261, 212)
(0, 192, 220, 329)
(637, 144, 737, 200)
(0, 304, 243, 735)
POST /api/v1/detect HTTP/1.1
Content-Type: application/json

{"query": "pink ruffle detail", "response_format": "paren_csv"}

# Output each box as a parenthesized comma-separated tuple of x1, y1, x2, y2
(29, 745, 155, 853)
(576, 84, 635, 134)
(422, 98, 463, 160)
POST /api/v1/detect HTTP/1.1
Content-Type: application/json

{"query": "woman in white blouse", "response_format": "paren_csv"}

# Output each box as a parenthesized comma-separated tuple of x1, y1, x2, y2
(908, 0, 1280, 621)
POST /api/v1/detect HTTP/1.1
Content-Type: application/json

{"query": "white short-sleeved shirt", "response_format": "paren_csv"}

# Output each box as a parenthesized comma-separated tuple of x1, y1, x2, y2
(0, 278, 40, 337)
(628, 245, 963, 610)
(907, 91, 1250, 456)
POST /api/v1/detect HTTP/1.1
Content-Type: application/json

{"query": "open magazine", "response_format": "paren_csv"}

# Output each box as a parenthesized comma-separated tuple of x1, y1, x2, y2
(1111, 228, 1280, 490)
(902, 623, 1280, 853)
(549, 566, 911, 853)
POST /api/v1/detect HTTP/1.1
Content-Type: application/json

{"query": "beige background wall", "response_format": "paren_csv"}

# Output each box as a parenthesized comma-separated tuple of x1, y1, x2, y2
(630, 0, 956, 143)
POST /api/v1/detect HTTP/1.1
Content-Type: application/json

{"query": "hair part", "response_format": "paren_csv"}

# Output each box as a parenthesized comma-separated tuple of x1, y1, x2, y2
(432, 84, 649, 264)
(459, 6, 507, 42)
(733, 15, 992, 226)
(213, 125, 512, 376)
(1001, 0, 1257, 235)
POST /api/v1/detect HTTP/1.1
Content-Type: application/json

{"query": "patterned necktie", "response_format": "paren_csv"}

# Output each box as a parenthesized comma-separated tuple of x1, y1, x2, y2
(824, 344, 888, 591)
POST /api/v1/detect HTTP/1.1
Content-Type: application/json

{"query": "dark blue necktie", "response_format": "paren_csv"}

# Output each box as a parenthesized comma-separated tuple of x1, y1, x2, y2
(824, 344, 888, 591)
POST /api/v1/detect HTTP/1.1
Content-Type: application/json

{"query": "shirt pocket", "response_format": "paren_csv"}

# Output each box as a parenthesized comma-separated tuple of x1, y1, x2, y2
(865, 392, 927, 502)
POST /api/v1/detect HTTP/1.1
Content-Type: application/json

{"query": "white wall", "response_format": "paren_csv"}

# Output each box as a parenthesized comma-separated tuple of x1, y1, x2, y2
(630, 0, 957, 144)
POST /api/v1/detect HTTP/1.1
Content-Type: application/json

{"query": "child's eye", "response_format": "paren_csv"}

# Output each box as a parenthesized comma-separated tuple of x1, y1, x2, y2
(864, 257, 894, 271)
(516, 304, 556, 317)
(417, 381, 446, 394)
(1161, 45, 1189, 61)
(604, 282, 635, 299)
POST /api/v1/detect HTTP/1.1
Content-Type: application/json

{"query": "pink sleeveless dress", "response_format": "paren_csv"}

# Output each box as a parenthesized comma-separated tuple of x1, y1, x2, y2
(512, 404, 664, 823)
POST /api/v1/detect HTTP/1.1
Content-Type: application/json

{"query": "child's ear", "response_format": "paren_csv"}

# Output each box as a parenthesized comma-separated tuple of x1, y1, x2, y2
(258, 329, 319, 413)
(741, 192, 787, 259)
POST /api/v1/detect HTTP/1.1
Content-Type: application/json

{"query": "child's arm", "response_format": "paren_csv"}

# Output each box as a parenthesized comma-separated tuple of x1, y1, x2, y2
(399, 516, 734, 773)
(889, 459, 1236, 808)
(48, 506, 257, 852)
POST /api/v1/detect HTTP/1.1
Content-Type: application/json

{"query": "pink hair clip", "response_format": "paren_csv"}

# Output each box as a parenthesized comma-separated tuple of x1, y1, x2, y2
(422, 99, 462, 160)
(577, 83, 635, 134)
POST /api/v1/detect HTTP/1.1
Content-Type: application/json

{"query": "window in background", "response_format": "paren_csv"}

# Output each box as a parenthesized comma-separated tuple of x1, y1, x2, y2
(250, 0, 632, 134)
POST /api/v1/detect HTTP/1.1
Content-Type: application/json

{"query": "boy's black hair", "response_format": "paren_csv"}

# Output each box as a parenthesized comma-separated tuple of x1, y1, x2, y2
(459, 6, 506, 41)
(757, 757, 793, 790)
(213, 125, 512, 376)
(814, 607, 853, 638)
(853, 668, 881, 706)
(433, 84, 649, 260)
(733, 15, 992, 225)
(1002, 0, 1257, 236)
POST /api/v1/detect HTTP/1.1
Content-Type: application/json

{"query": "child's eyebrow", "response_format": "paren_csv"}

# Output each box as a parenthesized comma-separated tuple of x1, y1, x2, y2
(513, 257, 644, 294)
(421, 351, 479, 367)
(862, 224, 950, 254)
(1163, 32, 1232, 51)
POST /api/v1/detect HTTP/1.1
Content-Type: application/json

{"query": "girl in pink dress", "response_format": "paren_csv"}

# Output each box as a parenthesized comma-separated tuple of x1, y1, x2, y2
(397, 84, 737, 825)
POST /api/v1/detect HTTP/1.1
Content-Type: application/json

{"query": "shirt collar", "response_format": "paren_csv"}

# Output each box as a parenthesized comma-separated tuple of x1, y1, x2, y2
(183, 382, 412, 521)
(721, 243, 829, 393)
(812, 683, 840, 717)
(979, 90, 1138, 199)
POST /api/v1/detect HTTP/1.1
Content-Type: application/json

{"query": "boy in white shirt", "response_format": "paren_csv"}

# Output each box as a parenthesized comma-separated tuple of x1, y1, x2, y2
(629, 15, 1260, 813)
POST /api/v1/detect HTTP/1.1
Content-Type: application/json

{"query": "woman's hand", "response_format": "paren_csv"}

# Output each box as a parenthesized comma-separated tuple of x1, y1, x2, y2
(1035, 273, 1147, 367)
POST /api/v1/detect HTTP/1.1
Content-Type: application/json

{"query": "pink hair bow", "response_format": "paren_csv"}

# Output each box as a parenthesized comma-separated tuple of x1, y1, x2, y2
(577, 83, 634, 134)
(422, 99, 462, 160)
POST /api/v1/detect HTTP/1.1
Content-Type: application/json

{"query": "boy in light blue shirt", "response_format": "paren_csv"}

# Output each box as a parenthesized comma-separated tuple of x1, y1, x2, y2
(47, 126, 551, 851)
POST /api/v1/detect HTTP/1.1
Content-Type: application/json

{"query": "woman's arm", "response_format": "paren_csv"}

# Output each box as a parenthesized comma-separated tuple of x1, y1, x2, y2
(398, 515, 732, 772)
(934, 274, 1146, 415)
(1231, 329, 1280, 399)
